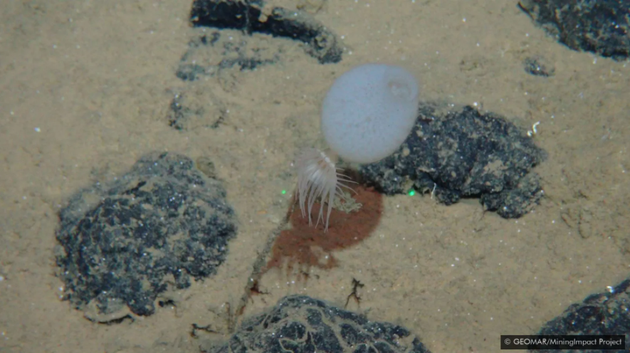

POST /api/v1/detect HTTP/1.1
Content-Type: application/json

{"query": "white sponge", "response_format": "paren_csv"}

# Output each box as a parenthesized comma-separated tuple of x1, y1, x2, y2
(321, 64, 419, 164)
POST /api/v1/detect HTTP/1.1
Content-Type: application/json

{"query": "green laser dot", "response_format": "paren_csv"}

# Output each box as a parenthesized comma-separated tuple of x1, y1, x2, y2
(281, 190, 287, 195)
(408, 190, 415, 196)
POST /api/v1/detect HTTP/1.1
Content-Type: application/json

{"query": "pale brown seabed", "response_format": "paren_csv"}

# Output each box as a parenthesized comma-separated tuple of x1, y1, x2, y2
(0, 1, 629, 352)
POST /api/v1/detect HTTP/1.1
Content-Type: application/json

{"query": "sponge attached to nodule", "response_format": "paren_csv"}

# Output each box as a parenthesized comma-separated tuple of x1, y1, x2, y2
(321, 64, 419, 164)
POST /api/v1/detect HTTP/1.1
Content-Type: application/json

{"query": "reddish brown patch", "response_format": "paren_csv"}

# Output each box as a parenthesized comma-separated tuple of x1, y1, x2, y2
(263, 185, 383, 276)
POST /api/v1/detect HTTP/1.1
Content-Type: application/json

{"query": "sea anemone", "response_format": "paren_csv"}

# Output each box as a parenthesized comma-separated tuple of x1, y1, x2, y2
(295, 147, 354, 231)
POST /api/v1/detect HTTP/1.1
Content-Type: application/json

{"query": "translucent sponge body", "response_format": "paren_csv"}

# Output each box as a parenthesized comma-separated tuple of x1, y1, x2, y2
(321, 64, 420, 164)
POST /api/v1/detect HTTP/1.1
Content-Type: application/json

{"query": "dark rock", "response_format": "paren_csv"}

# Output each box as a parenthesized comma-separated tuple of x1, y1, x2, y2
(55, 152, 237, 319)
(190, 0, 343, 65)
(176, 31, 281, 82)
(536, 278, 630, 352)
(360, 102, 546, 218)
(166, 89, 227, 131)
(519, 0, 630, 60)
(523, 56, 555, 77)
(203, 295, 432, 353)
